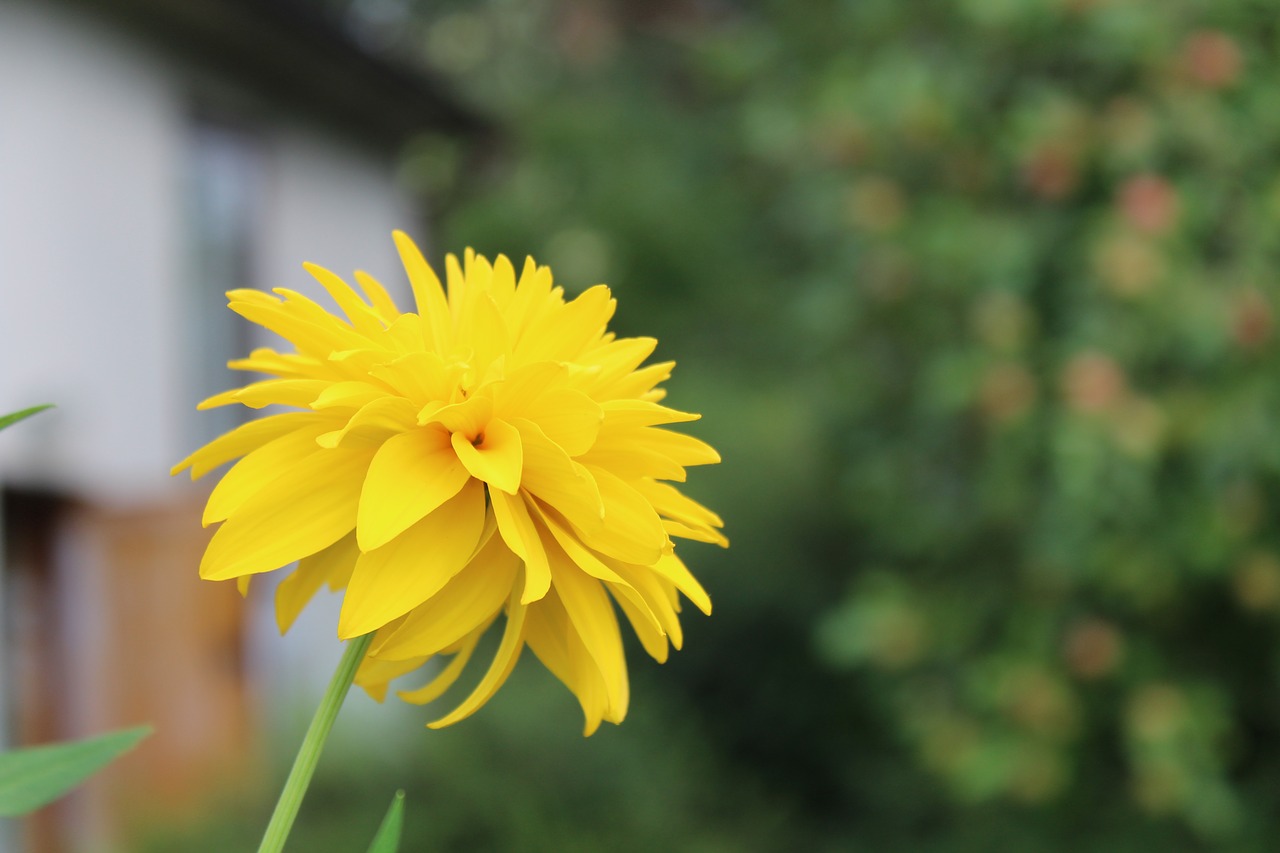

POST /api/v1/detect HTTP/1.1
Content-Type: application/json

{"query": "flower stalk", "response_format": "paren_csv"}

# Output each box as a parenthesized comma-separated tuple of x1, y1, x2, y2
(258, 632, 374, 853)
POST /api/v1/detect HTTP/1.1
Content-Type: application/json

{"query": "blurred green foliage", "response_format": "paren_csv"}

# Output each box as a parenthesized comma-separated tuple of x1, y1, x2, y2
(175, 0, 1280, 849)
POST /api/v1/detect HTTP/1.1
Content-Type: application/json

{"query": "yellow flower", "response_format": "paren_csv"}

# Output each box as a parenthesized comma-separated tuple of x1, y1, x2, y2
(174, 232, 725, 734)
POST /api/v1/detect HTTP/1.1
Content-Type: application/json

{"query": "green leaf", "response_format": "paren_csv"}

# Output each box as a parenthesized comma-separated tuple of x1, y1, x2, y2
(0, 725, 151, 817)
(0, 404, 53, 433)
(365, 789, 405, 853)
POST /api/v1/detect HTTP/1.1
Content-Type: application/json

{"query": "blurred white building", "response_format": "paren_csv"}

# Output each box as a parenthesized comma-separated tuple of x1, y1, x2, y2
(0, 0, 483, 848)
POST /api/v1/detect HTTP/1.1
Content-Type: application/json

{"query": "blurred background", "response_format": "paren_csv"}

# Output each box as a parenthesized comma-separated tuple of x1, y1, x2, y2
(4, 0, 1280, 850)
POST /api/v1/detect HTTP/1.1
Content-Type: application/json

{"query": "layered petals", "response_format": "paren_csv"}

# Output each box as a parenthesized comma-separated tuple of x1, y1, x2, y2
(340, 480, 486, 637)
(177, 232, 724, 733)
(200, 447, 374, 581)
(357, 426, 469, 551)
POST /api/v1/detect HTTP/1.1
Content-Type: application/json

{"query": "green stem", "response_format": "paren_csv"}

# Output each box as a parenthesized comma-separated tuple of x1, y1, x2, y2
(257, 633, 374, 853)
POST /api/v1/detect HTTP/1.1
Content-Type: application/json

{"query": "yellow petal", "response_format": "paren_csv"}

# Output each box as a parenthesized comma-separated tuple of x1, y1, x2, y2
(395, 625, 487, 706)
(421, 394, 493, 437)
(427, 586, 528, 729)
(536, 504, 664, 642)
(610, 584, 669, 663)
(200, 447, 374, 581)
(650, 550, 712, 616)
(458, 289, 509, 379)
(491, 490, 551, 603)
(326, 347, 394, 375)
(594, 360, 673, 401)
(372, 526, 519, 660)
(317, 396, 418, 449)
(518, 285, 615, 363)
(504, 258, 555, 341)
(464, 249, 493, 299)
(326, 550, 356, 590)
(339, 480, 486, 638)
(520, 389, 603, 457)
(488, 254, 517, 309)
(445, 252, 467, 320)
(382, 313, 427, 354)
(228, 348, 323, 379)
(664, 519, 730, 547)
(512, 419, 604, 531)
(571, 467, 667, 565)
(493, 361, 568, 417)
(524, 590, 610, 735)
(311, 381, 391, 412)
(451, 418, 522, 494)
(600, 556, 683, 646)
(632, 478, 725, 529)
(225, 287, 276, 307)
(352, 270, 402, 322)
(230, 298, 360, 358)
(633, 426, 722, 467)
(368, 352, 458, 407)
(303, 262, 386, 336)
(583, 423, 719, 481)
(394, 230, 452, 352)
(198, 379, 329, 411)
(172, 411, 322, 479)
(202, 422, 332, 525)
(273, 287, 367, 338)
(357, 426, 470, 551)
(275, 532, 359, 633)
(548, 545, 628, 723)
(577, 336, 657, 388)
(574, 443, 685, 483)
(600, 399, 700, 428)
(355, 650, 427, 703)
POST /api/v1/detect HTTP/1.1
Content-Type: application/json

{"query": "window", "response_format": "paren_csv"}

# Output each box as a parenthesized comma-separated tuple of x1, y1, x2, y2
(183, 117, 265, 445)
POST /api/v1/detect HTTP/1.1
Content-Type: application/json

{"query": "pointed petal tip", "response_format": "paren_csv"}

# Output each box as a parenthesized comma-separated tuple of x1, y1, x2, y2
(200, 505, 221, 527)
(519, 583, 550, 606)
(360, 683, 390, 704)
(392, 230, 420, 254)
(198, 562, 233, 582)
(336, 602, 379, 640)
(353, 518, 390, 555)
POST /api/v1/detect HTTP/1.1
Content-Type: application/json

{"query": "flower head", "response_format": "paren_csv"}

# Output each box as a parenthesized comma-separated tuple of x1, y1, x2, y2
(174, 231, 725, 733)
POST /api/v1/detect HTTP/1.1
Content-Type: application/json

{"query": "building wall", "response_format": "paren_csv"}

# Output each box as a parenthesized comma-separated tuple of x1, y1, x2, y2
(8, 492, 249, 852)
(0, 0, 423, 505)
(0, 0, 185, 504)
